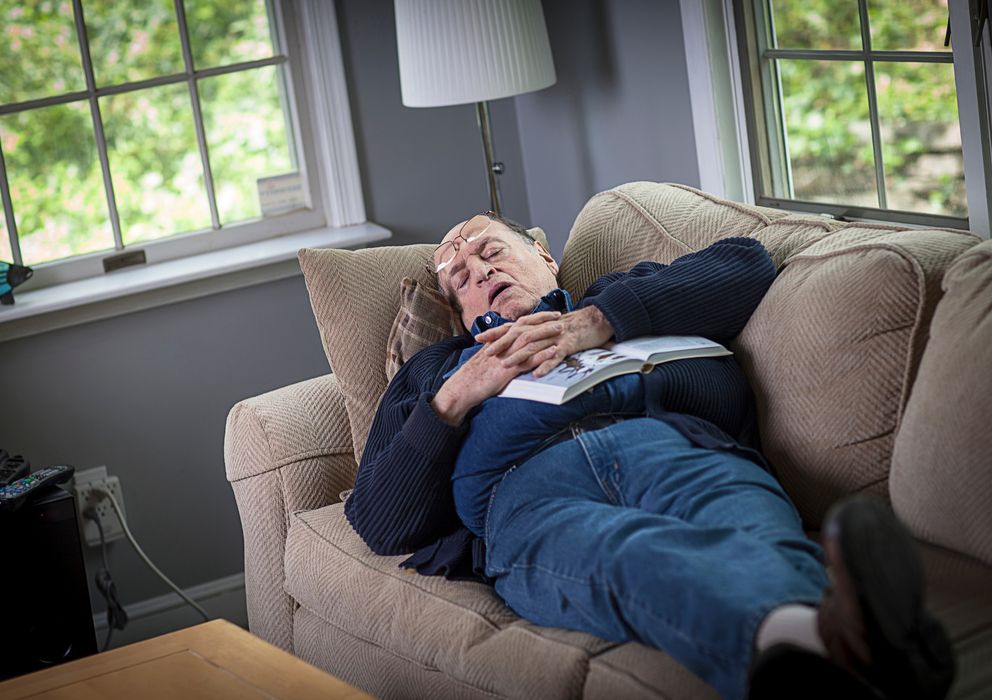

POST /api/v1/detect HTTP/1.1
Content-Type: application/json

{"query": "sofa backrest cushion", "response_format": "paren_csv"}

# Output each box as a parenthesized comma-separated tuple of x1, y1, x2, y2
(736, 228, 974, 524)
(559, 183, 977, 526)
(890, 239, 992, 564)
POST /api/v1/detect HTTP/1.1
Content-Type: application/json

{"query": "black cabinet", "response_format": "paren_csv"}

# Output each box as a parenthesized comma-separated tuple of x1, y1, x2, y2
(0, 486, 97, 680)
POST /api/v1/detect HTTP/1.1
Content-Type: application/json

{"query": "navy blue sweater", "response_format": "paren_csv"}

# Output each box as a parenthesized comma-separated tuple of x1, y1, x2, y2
(345, 238, 777, 580)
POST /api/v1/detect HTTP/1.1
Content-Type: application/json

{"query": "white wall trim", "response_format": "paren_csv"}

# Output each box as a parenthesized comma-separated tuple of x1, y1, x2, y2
(93, 573, 247, 650)
(681, 1, 724, 196)
(297, 0, 367, 227)
(679, 0, 753, 203)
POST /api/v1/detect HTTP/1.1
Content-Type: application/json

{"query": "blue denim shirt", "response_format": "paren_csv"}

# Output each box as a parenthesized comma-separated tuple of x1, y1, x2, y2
(443, 287, 575, 380)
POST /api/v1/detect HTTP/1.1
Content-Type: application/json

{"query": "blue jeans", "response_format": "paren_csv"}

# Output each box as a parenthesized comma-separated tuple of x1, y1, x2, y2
(483, 418, 827, 700)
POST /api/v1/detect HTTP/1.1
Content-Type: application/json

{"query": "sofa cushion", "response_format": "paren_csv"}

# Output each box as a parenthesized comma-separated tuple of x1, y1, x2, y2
(890, 240, 992, 565)
(385, 277, 464, 381)
(560, 182, 978, 526)
(283, 503, 711, 699)
(557, 183, 810, 299)
(298, 244, 437, 462)
(736, 227, 977, 524)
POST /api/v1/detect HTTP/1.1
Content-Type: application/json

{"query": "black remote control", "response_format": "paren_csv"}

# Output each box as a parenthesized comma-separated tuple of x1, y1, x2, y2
(0, 454, 30, 486)
(0, 465, 75, 513)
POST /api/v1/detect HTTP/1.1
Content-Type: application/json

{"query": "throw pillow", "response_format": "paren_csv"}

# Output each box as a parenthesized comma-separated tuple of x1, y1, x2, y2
(386, 277, 464, 381)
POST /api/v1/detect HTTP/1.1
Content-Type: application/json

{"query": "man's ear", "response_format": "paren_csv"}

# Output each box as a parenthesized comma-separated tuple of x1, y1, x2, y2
(533, 240, 559, 276)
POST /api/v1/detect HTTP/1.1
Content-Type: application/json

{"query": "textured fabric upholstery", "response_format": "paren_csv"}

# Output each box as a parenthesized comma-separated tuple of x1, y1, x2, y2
(222, 182, 991, 697)
(560, 182, 978, 525)
(385, 277, 463, 381)
(737, 227, 977, 524)
(224, 374, 357, 650)
(285, 502, 715, 699)
(299, 244, 437, 463)
(891, 240, 992, 564)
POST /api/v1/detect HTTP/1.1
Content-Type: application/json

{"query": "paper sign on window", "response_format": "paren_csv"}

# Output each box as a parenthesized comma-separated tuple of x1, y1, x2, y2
(258, 173, 307, 217)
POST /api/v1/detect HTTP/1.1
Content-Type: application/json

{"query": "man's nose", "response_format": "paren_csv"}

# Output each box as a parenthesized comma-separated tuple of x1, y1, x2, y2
(469, 257, 495, 284)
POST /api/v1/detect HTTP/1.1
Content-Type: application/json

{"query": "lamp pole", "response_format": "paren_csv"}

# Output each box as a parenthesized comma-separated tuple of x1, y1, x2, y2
(476, 100, 504, 216)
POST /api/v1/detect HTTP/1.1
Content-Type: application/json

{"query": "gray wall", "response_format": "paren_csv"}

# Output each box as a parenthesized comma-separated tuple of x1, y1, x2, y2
(0, 0, 699, 630)
(516, 0, 699, 256)
(336, 0, 532, 242)
(0, 276, 329, 616)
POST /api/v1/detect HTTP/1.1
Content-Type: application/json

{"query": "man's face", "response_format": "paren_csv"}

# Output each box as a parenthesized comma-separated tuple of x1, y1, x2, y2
(435, 215, 559, 329)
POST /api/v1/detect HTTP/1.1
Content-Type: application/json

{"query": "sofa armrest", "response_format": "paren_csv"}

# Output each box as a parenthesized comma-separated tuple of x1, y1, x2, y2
(224, 373, 357, 651)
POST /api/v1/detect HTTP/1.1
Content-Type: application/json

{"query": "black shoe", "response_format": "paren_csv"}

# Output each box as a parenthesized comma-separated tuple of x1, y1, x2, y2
(749, 643, 881, 699)
(817, 495, 956, 699)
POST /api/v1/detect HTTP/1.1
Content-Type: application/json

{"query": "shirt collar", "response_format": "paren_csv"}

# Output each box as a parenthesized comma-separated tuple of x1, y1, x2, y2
(470, 288, 574, 337)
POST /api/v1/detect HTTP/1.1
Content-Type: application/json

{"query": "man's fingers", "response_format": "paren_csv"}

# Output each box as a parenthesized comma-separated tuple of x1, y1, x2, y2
(494, 322, 562, 359)
(532, 348, 566, 377)
(474, 324, 511, 344)
(500, 336, 559, 367)
(475, 310, 560, 344)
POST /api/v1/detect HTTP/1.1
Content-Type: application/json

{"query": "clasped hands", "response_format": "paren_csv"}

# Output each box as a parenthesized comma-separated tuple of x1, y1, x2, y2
(431, 305, 614, 426)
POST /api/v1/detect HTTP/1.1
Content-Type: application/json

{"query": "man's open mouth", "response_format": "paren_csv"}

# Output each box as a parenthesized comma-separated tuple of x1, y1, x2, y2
(489, 282, 512, 306)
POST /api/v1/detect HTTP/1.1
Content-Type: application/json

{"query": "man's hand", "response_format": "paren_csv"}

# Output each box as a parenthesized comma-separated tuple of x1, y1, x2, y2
(476, 305, 614, 378)
(431, 311, 563, 426)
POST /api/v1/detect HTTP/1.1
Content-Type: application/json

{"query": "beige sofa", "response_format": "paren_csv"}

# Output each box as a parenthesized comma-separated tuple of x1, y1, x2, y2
(224, 183, 992, 699)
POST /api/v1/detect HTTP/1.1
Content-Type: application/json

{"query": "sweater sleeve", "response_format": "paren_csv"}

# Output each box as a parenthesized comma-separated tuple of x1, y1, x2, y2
(577, 237, 776, 345)
(344, 339, 469, 556)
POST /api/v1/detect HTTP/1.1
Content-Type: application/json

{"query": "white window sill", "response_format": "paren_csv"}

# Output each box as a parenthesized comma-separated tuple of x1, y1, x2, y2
(0, 222, 391, 342)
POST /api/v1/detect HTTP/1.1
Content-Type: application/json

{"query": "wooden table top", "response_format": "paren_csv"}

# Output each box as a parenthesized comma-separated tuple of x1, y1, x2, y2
(0, 619, 375, 699)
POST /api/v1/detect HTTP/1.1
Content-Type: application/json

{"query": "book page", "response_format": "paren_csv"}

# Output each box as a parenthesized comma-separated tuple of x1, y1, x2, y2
(610, 335, 727, 361)
(508, 347, 630, 390)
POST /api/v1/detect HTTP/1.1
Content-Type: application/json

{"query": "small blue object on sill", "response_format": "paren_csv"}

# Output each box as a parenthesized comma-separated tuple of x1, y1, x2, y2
(0, 262, 33, 306)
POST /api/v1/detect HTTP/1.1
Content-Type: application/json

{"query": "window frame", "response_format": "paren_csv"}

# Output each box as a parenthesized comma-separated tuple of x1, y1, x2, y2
(0, 0, 364, 289)
(679, 0, 992, 238)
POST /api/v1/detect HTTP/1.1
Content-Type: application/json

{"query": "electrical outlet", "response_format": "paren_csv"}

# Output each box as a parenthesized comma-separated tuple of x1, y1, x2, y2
(73, 465, 126, 547)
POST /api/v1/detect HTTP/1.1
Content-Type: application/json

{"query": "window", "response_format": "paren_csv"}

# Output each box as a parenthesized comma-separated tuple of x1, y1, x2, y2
(0, 0, 355, 288)
(732, 0, 974, 228)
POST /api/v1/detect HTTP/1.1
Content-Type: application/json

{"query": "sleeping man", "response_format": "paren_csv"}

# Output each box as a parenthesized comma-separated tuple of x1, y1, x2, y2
(344, 211, 954, 699)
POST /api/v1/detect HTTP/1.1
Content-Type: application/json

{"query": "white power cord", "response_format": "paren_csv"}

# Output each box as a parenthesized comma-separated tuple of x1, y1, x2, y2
(91, 485, 211, 623)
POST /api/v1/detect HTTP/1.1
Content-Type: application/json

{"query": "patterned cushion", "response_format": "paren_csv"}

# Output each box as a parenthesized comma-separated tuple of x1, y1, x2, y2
(890, 240, 992, 564)
(385, 277, 464, 381)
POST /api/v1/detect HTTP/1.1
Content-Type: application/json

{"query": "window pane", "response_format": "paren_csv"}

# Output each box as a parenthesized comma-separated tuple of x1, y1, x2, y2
(867, 0, 950, 52)
(0, 102, 115, 264)
(84, 0, 184, 87)
(101, 84, 211, 244)
(770, 0, 861, 50)
(200, 66, 302, 225)
(876, 62, 965, 216)
(0, 0, 85, 104)
(185, 0, 276, 70)
(778, 60, 878, 206)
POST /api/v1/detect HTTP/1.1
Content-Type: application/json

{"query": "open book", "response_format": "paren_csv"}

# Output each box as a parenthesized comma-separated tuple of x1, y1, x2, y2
(499, 335, 732, 405)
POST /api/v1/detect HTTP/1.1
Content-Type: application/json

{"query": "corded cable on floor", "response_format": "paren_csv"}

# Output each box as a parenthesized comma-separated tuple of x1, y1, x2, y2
(91, 486, 211, 623)
(81, 506, 128, 651)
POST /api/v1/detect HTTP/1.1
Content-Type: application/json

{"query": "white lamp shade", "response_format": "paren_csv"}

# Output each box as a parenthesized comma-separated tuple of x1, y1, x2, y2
(395, 0, 556, 108)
